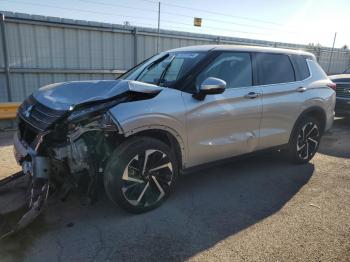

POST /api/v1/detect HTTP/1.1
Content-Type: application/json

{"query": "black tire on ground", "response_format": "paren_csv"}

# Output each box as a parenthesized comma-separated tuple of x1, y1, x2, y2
(287, 116, 322, 164)
(104, 136, 178, 213)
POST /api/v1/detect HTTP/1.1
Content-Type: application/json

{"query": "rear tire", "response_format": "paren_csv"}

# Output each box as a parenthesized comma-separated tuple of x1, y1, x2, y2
(287, 116, 322, 164)
(104, 136, 178, 213)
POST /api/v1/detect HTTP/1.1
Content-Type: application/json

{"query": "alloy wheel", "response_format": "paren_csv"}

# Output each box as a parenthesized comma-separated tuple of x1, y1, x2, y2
(121, 149, 173, 207)
(296, 122, 320, 160)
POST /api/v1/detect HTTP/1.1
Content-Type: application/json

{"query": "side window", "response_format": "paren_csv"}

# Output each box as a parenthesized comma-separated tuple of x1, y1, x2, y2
(257, 53, 295, 85)
(293, 55, 310, 80)
(196, 52, 253, 89)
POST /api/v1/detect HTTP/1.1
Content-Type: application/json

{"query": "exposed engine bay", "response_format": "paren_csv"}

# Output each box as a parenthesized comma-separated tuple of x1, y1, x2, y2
(0, 80, 163, 238)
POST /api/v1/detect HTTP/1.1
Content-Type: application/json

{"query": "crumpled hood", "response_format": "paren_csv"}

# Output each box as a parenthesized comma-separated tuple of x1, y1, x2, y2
(33, 80, 163, 110)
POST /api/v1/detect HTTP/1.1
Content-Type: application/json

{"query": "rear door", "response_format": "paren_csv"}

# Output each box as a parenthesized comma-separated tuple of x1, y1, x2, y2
(182, 52, 263, 167)
(255, 53, 305, 149)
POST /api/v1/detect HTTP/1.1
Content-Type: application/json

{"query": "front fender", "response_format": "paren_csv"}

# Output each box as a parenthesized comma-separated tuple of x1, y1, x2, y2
(108, 89, 188, 167)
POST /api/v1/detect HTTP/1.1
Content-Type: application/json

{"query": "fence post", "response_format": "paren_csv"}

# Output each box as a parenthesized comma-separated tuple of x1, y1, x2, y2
(0, 13, 12, 102)
(315, 46, 321, 62)
(133, 27, 138, 66)
(327, 32, 337, 74)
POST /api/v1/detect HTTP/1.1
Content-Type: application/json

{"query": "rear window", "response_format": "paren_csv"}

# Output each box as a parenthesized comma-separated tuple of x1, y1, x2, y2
(294, 55, 310, 80)
(257, 53, 295, 85)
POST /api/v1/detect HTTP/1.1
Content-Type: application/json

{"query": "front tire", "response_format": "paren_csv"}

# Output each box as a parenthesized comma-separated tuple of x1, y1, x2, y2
(287, 116, 322, 164)
(104, 136, 178, 213)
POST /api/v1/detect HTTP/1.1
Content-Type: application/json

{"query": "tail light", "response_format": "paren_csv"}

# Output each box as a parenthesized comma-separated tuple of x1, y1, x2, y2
(327, 82, 336, 90)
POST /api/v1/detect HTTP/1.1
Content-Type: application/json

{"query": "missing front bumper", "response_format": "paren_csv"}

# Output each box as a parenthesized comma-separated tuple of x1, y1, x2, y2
(0, 135, 51, 239)
(0, 172, 50, 239)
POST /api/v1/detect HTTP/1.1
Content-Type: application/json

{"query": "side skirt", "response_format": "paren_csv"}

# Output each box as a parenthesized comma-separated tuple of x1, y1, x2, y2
(180, 144, 288, 175)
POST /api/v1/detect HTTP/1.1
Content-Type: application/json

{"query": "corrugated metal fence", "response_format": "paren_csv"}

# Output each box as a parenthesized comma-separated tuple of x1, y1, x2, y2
(1, 11, 350, 102)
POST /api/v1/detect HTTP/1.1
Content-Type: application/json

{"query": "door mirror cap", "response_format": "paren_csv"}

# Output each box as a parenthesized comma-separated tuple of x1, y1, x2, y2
(193, 77, 226, 100)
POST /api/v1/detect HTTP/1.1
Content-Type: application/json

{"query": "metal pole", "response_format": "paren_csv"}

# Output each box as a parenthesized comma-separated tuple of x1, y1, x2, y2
(0, 13, 12, 102)
(133, 27, 138, 66)
(156, 2, 160, 53)
(315, 46, 321, 62)
(327, 32, 337, 74)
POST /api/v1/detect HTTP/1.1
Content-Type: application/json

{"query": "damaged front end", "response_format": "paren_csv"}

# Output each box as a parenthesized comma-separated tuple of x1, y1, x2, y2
(0, 80, 162, 238)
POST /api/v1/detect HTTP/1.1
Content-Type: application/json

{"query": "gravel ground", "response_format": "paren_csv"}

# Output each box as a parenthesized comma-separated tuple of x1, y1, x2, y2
(0, 118, 349, 262)
(0, 131, 20, 180)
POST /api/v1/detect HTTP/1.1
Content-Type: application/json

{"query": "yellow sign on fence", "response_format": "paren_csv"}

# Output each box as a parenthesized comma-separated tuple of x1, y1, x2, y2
(194, 17, 202, 27)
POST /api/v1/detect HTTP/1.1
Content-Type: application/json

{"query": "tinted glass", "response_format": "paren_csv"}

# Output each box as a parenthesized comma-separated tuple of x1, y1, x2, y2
(196, 52, 252, 89)
(257, 53, 295, 85)
(294, 55, 310, 80)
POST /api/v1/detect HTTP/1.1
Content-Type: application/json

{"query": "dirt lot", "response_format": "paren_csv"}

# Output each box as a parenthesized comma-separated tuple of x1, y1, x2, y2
(0, 132, 20, 180)
(0, 118, 349, 262)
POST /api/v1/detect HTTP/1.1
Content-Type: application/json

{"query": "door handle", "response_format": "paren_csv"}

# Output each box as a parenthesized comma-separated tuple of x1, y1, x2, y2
(244, 92, 260, 99)
(296, 87, 307, 92)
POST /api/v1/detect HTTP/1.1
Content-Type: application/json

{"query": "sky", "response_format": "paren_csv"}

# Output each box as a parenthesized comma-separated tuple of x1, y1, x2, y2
(0, 0, 349, 48)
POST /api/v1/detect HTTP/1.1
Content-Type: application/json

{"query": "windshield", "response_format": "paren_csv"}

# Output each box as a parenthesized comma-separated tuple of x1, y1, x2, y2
(119, 51, 206, 88)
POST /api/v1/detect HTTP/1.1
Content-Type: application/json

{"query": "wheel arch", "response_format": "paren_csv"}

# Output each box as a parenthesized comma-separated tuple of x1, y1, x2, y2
(123, 126, 186, 170)
(289, 106, 327, 143)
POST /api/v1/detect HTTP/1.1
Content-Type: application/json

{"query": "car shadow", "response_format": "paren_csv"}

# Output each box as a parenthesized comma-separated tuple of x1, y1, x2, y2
(0, 152, 314, 262)
(319, 117, 350, 159)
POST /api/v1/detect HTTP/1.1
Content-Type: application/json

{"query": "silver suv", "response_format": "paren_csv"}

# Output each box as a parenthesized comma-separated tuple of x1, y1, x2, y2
(14, 45, 335, 215)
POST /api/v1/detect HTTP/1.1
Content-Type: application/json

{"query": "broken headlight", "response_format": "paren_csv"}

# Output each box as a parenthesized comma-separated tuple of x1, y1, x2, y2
(67, 100, 119, 123)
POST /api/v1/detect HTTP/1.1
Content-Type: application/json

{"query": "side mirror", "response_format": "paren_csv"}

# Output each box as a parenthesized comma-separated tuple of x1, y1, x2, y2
(193, 77, 226, 100)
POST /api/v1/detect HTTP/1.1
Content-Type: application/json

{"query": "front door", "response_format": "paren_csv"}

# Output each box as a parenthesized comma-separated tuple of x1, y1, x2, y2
(182, 52, 263, 167)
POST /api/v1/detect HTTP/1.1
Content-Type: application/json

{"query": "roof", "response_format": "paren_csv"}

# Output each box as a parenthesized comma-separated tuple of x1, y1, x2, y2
(168, 45, 314, 57)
